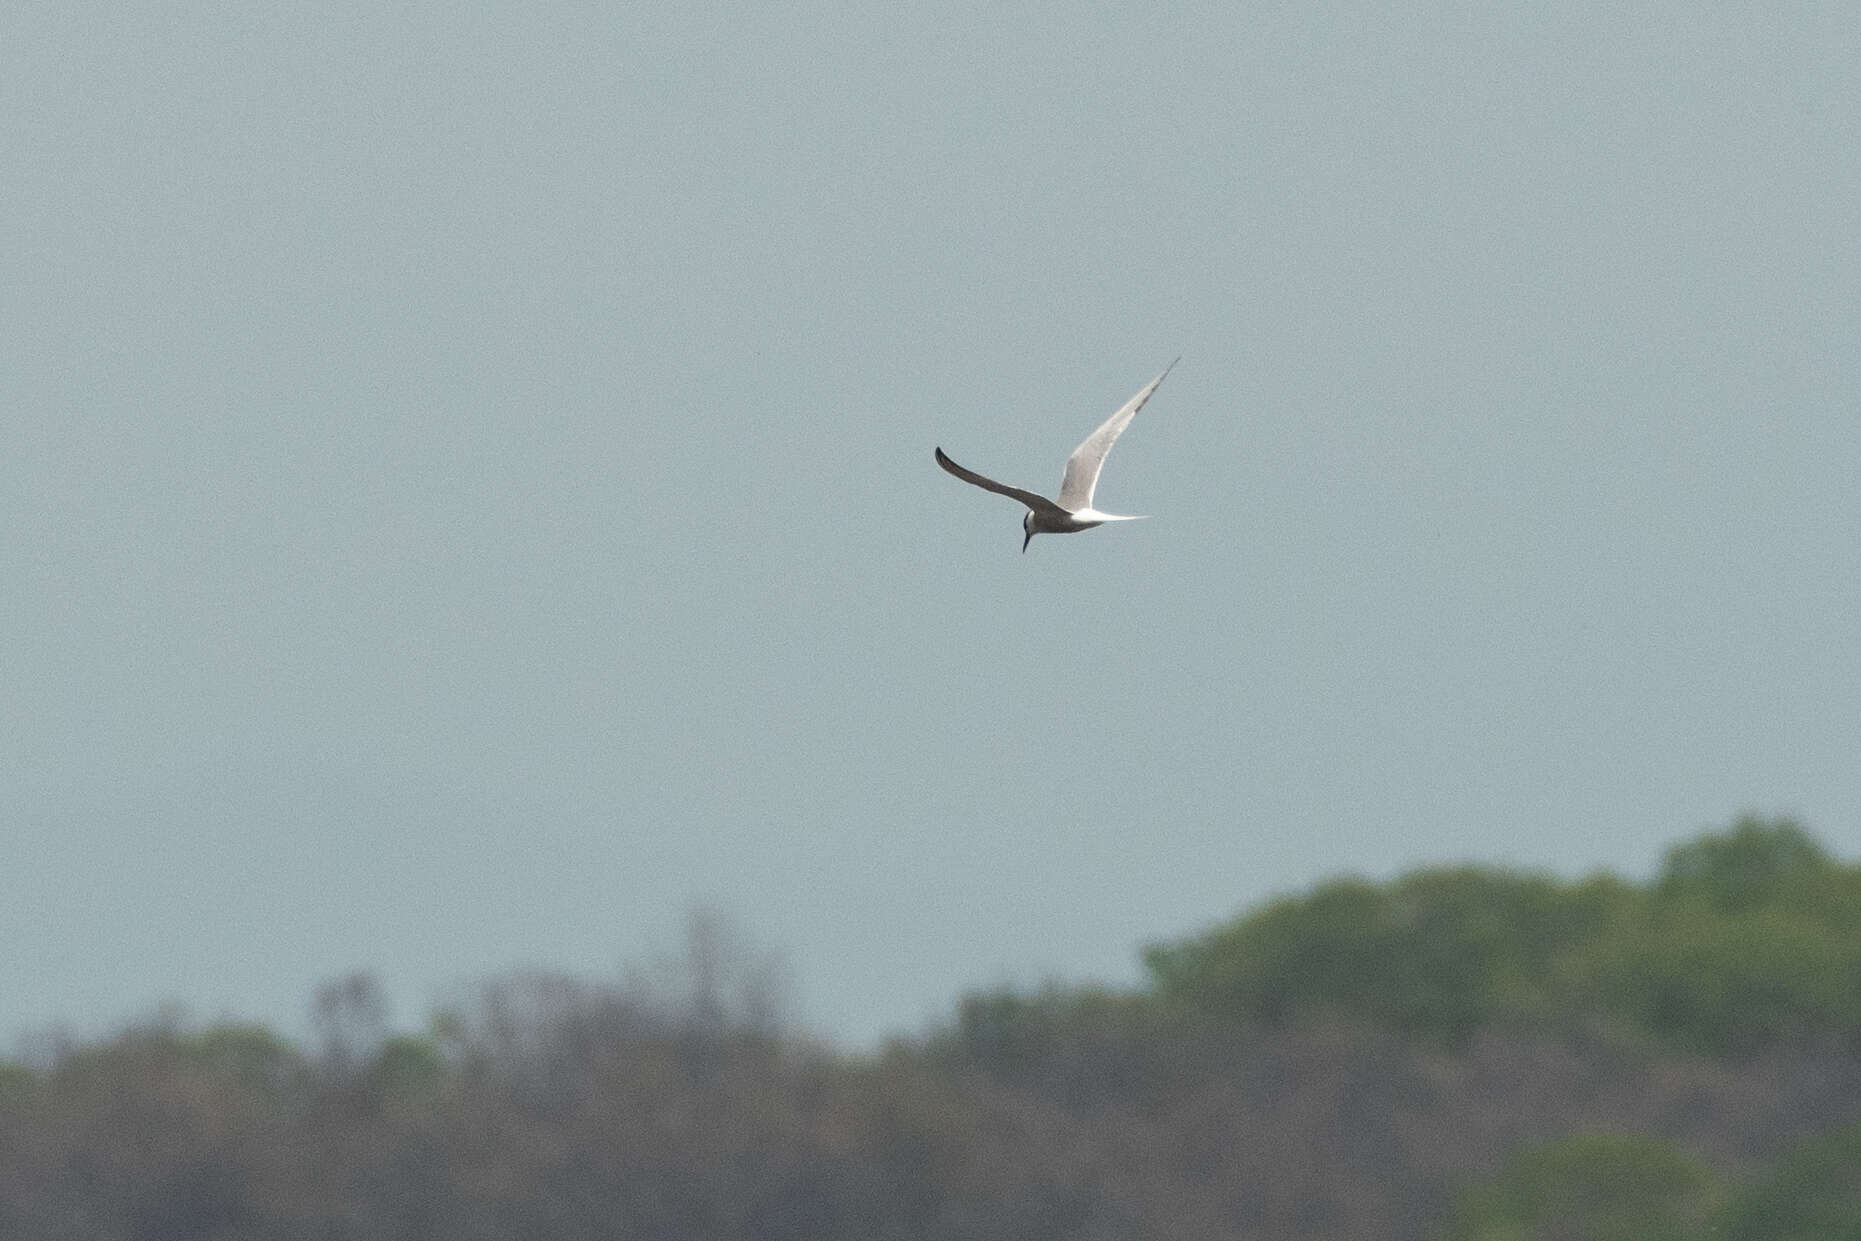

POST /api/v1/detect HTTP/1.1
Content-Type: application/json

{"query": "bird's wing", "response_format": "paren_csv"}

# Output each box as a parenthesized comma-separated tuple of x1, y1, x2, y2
(1057, 357, 1178, 512)
(935, 447, 1069, 518)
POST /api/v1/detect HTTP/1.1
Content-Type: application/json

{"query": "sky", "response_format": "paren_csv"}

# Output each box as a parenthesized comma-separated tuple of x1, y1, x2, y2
(6, 3, 1859, 1049)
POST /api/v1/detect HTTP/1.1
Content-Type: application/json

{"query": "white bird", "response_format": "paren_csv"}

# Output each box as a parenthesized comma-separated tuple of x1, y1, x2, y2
(935, 359, 1177, 552)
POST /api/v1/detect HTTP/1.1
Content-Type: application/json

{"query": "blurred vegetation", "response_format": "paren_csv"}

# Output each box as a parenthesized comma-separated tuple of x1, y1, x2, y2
(1141, 814, 1861, 1057)
(1439, 1133, 1725, 1241)
(1715, 1121, 1861, 1241)
(7, 817, 1861, 1240)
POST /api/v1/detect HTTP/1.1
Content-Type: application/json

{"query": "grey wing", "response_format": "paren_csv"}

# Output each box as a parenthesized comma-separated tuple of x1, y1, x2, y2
(1057, 357, 1178, 512)
(935, 448, 1069, 518)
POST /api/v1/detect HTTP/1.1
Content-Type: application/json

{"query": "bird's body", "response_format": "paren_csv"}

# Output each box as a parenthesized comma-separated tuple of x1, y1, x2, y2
(934, 359, 1177, 551)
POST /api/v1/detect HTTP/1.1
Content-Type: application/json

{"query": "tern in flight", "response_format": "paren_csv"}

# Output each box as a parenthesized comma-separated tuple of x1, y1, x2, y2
(935, 359, 1177, 551)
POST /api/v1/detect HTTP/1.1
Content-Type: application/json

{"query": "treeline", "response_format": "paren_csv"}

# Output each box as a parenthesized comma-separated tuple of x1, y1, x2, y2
(1138, 814, 1861, 1056)
(1000, 813, 1857, 1057)
(5, 817, 1861, 1239)
(1438, 1127, 1861, 1241)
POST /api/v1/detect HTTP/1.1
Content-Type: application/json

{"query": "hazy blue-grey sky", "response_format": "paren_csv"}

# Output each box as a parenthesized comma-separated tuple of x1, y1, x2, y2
(7, 4, 1859, 1047)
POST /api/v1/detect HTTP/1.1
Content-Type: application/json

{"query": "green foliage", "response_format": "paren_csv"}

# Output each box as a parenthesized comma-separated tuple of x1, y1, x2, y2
(370, 1034, 447, 1101)
(0, 1058, 35, 1103)
(182, 1021, 304, 1092)
(1440, 1133, 1724, 1241)
(1143, 814, 1861, 1057)
(14, 822, 1861, 1241)
(1658, 814, 1831, 912)
(1143, 867, 1635, 1045)
(1446, 1121, 1861, 1241)
(1719, 1124, 1861, 1241)
(1570, 816, 1861, 1056)
(1574, 904, 1861, 1056)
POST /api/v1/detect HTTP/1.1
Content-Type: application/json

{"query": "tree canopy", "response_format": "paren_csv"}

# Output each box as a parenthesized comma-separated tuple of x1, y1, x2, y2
(9, 815, 1861, 1240)
(1138, 814, 1861, 1057)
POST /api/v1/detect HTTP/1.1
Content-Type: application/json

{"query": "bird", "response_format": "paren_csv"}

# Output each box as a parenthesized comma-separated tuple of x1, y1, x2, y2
(935, 359, 1177, 552)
